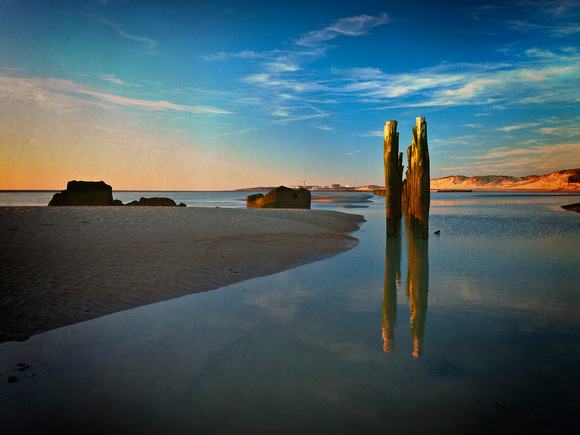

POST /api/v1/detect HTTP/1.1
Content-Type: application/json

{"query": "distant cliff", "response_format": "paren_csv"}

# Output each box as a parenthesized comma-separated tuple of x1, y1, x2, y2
(430, 169, 580, 191)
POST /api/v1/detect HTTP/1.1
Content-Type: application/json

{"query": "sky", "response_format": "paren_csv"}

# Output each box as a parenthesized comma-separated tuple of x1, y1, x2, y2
(0, 0, 579, 190)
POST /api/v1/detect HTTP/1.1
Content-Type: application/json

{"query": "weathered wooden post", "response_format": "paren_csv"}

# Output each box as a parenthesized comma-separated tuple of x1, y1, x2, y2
(402, 146, 412, 210)
(397, 152, 404, 220)
(384, 121, 402, 236)
(411, 117, 430, 238)
(406, 117, 430, 237)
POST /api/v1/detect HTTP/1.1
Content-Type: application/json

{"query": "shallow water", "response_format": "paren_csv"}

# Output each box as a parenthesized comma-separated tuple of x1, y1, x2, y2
(0, 189, 373, 208)
(1, 192, 579, 433)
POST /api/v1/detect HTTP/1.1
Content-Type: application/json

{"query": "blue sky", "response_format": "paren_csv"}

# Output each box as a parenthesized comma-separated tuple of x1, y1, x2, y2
(1, 0, 579, 190)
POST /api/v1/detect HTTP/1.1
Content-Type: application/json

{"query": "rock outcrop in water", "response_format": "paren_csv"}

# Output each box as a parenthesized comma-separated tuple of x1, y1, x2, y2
(561, 203, 580, 213)
(127, 197, 178, 207)
(48, 181, 185, 206)
(48, 181, 114, 206)
(124, 197, 186, 206)
(247, 186, 311, 209)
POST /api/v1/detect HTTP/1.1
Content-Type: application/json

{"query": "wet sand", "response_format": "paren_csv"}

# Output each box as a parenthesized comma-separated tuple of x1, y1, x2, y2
(0, 206, 364, 342)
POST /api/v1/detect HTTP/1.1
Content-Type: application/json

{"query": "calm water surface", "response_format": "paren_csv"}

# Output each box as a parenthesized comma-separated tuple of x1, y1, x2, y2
(1, 191, 579, 433)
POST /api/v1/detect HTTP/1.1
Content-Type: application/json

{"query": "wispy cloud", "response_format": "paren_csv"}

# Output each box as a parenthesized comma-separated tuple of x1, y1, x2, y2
(200, 9, 580, 143)
(441, 142, 580, 175)
(473, 1, 580, 23)
(101, 74, 124, 85)
(431, 135, 482, 148)
(95, 17, 158, 50)
(358, 130, 383, 138)
(202, 12, 391, 127)
(313, 124, 333, 131)
(202, 50, 278, 62)
(269, 113, 329, 124)
(509, 20, 580, 36)
(334, 49, 580, 108)
(211, 128, 257, 137)
(78, 89, 230, 114)
(295, 13, 389, 47)
(496, 122, 540, 132)
(0, 75, 230, 115)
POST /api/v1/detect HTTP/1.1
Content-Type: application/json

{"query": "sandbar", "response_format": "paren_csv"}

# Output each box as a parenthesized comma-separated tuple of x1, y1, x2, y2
(0, 206, 364, 342)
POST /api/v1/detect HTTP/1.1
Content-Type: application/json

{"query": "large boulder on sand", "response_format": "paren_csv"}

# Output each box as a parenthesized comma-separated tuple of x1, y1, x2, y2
(124, 197, 180, 206)
(247, 186, 311, 209)
(138, 197, 177, 207)
(48, 181, 113, 206)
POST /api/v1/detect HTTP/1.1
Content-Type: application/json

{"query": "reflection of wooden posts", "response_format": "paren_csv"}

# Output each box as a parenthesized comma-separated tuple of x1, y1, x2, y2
(408, 117, 430, 238)
(382, 232, 401, 353)
(384, 121, 402, 236)
(406, 220, 429, 358)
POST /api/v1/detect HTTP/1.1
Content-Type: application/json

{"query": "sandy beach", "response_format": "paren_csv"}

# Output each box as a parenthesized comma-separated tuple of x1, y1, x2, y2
(0, 206, 364, 342)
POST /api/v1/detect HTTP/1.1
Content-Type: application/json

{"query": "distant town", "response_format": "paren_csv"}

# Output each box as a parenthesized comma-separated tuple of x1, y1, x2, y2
(235, 183, 381, 192)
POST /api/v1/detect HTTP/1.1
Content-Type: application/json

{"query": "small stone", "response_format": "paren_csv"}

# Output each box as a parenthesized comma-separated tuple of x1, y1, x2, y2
(434, 230, 440, 234)
(15, 362, 30, 371)
(8, 375, 18, 383)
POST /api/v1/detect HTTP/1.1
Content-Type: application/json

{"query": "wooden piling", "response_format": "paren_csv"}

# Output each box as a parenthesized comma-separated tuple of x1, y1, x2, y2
(384, 121, 401, 236)
(382, 117, 430, 238)
(412, 117, 430, 238)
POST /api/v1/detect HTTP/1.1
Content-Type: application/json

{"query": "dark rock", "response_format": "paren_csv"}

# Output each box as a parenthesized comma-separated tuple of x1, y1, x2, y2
(15, 362, 29, 371)
(8, 375, 17, 383)
(112, 199, 124, 206)
(338, 204, 369, 208)
(127, 200, 142, 206)
(177, 202, 187, 207)
(138, 197, 177, 207)
(48, 181, 113, 206)
(562, 202, 580, 213)
(246, 186, 311, 209)
(48, 192, 66, 206)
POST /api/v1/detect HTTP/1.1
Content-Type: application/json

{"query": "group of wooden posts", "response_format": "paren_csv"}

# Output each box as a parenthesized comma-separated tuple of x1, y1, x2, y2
(383, 117, 430, 238)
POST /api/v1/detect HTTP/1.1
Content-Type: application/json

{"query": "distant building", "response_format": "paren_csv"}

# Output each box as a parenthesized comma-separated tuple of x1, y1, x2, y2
(331, 184, 341, 189)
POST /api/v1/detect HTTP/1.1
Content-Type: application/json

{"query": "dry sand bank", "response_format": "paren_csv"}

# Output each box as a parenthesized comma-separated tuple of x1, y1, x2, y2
(0, 207, 364, 342)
